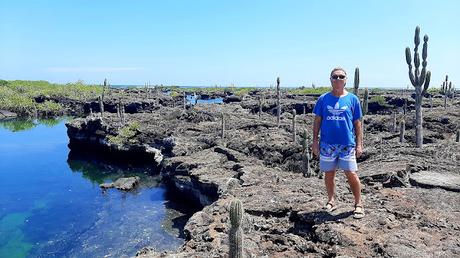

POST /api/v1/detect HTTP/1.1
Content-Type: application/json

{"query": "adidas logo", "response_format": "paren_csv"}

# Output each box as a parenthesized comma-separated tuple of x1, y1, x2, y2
(326, 102, 348, 121)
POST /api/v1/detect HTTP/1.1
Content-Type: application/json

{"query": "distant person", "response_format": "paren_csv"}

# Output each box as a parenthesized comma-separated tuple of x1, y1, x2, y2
(312, 67, 364, 219)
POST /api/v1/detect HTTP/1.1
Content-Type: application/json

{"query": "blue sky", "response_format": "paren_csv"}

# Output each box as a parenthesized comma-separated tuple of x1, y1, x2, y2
(0, 0, 458, 88)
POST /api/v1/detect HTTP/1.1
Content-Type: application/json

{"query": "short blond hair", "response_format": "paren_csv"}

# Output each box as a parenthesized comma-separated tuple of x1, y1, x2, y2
(330, 67, 347, 77)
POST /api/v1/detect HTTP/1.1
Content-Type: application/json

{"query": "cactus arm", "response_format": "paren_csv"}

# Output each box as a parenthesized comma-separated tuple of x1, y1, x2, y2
(422, 71, 431, 95)
(414, 26, 420, 46)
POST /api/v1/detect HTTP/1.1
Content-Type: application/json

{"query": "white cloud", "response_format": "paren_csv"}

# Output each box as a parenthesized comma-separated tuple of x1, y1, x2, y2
(47, 67, 144, 72)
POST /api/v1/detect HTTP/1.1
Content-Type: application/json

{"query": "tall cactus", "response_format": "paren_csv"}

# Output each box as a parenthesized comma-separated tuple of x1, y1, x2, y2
(442, 75, 449, 109)
(301, 129, 311, 177)
(405, 26, 431, 148)
(98, 96, 104, 117)
(229, 199, 243, 258)
(102, 78, 108, 101)
(354, 67, 360, 96)
(276, 77, 281, 127)
(363, 88, 369, 115)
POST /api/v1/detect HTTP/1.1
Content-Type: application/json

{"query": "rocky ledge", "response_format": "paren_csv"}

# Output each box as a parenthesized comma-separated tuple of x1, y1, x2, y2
(66, 100, 460, 257)
(100, 176, 141, 191)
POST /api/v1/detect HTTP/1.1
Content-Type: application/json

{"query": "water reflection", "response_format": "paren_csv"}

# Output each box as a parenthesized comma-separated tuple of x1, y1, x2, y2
(0, 117, 66, 132)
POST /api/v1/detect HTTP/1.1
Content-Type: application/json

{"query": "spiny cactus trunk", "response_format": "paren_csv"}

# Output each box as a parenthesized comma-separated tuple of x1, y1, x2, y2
(229, 199, 243, 258)
(292, 109, 296, 142)
(444, 93, 447, 109)
(415, 87, 423, 147)
(98, 96, 104, 118)
(301, 129, 311, 177)
(363, 88, 369, 115)
(456, 130, 459, 143)
(276, 77, 281, 128)
(400, 119, 405, 143)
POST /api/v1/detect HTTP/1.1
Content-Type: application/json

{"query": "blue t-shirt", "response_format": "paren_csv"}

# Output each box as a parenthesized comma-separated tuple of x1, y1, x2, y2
(313, 92, 362, 146)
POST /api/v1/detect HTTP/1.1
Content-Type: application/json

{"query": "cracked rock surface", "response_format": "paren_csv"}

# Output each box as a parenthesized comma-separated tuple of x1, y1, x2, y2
(66, 96, 460, 258)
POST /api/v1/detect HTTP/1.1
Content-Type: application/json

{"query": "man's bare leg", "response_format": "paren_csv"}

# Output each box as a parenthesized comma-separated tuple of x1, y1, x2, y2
(324, 170, 337, 204)
(344, 171, 362, 205)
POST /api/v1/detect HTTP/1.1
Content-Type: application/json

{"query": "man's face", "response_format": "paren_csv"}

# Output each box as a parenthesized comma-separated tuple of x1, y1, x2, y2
(330, 70, 347, 90)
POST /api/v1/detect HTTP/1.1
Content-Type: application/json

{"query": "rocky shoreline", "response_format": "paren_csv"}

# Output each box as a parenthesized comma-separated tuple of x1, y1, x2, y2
(64, 91, 460, 258)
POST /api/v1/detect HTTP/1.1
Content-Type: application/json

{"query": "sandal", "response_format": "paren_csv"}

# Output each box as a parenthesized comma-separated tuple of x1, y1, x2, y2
(323, 202, 337, 213)
(353, 204, 365, 219)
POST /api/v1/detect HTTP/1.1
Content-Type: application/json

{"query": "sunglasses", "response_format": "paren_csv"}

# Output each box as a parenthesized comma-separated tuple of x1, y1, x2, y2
(331, 75, 346, 80)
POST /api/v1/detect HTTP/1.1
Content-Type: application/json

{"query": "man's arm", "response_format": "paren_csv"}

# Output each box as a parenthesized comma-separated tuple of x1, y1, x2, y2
(312, 116, 321, 157)
(353, 119, 363, 158)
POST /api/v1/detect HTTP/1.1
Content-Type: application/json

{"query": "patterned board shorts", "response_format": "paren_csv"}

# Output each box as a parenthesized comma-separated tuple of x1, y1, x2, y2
(319, 142, 358, 172)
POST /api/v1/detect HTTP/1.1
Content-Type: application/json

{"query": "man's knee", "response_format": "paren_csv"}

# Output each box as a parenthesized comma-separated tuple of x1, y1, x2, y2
(344, 170, 359, 179)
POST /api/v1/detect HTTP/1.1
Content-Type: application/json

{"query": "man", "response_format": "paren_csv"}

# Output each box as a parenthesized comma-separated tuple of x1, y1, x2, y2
(312, 67, 364, 219)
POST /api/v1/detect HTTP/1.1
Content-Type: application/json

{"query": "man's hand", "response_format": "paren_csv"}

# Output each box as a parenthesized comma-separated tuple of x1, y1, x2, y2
(312, 141, 320, 158)
(356, 145, 363, 158)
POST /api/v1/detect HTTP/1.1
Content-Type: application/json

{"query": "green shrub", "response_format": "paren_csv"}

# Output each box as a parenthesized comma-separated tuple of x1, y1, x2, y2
(107, 121, 140, 145)
(0, 80, 102, 115)
(370, 95, 387, 105)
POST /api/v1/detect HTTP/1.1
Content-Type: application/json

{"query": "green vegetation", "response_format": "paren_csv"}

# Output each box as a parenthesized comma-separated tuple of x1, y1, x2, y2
(163, 85, 330, 97)
(370, 95, 386, 105)
(0, 80, 102, 116)
(287, 87, 330, 95)
(107, 121, 140, 145)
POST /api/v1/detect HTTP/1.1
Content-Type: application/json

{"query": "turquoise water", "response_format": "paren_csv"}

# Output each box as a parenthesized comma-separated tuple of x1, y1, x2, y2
(0, 118, 191, 258)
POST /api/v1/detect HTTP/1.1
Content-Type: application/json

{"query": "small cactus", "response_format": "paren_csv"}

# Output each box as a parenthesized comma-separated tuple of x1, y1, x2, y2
(102, 79, 108, 101)
(441, 75, 453, 109)
(400, 119, 405, 143)
(301, 129, 311, 177)
(229, 199, 243, 258)
(363, 88, 369, 115)
(354, 67, 360, 96)
(98, 96, 104, 117)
